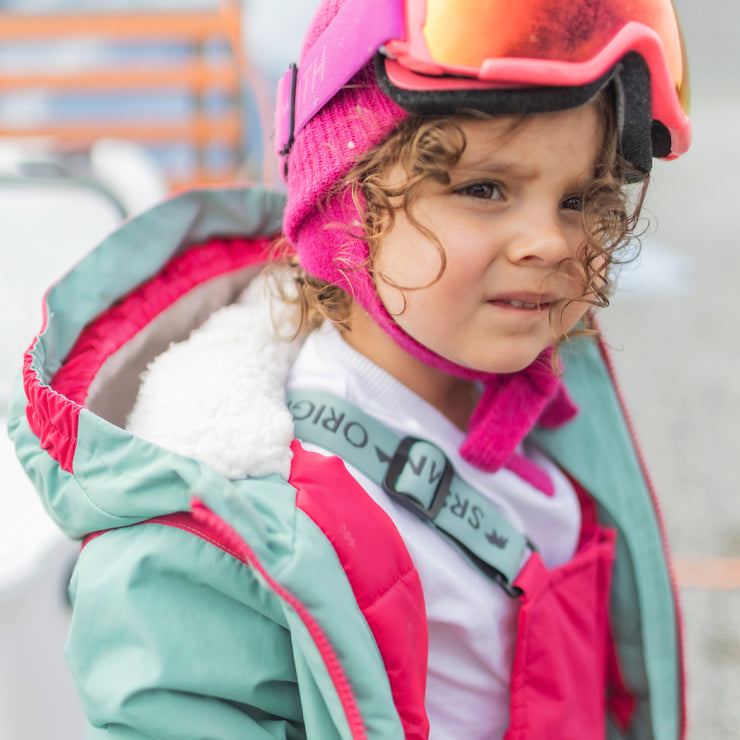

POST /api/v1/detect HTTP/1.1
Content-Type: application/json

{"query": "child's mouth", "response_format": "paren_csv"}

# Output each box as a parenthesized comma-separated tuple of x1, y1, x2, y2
(489, 295, 554, 311)
(501, 299, 540, 309)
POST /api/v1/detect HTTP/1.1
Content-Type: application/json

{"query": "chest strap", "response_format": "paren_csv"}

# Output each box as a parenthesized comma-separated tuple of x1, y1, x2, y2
(287, 390, 535, 597)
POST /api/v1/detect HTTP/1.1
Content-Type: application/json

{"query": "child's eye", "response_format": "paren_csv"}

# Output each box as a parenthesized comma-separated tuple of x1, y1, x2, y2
(561, 195, 584, 211)
(456, 181, 503, 200)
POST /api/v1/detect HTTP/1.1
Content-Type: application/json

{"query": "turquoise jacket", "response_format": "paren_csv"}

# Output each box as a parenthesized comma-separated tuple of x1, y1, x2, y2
(8, 185, 684, 739)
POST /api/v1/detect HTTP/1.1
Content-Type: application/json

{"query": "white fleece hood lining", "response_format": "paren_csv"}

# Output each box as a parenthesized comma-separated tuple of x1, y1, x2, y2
(121, 271, 301, 481)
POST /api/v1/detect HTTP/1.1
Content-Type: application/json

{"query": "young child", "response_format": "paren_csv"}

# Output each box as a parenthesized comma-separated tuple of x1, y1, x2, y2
(10, 0, 691, 738)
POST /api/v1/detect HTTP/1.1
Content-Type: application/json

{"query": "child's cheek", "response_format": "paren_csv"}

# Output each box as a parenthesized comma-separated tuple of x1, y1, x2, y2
(373, 222, 445, 314)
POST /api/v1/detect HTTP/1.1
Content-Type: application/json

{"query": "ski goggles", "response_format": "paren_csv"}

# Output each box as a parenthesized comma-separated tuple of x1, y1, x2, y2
(276, 0, 690, 167)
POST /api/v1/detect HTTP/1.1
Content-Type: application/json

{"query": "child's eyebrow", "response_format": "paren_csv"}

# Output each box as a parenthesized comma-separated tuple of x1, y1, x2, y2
(455, 158, 539, 180)
(456, 158, 597, 190)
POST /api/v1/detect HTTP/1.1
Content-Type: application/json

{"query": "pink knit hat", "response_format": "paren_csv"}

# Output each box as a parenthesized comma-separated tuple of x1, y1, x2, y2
(282, 0, 432, 363)
(281, 0, 577, 476)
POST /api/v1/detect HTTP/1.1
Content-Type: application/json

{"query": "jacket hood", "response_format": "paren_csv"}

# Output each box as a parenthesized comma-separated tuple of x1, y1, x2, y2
(8, 185, 289, 539)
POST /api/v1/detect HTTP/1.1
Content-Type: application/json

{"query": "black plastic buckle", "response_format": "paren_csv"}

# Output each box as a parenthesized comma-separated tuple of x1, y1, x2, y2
(466, 542, 534, 600)
(279, 63, 298, 177)
(382, 436, 452, 521)
(495, 574, 524, 599)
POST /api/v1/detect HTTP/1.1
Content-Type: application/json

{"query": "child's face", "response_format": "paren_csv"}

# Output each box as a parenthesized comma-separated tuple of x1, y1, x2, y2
(372, 103, 603, 375)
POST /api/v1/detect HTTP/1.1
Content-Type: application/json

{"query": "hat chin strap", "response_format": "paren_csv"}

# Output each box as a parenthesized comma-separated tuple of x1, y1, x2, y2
(460, 349, 579, 472)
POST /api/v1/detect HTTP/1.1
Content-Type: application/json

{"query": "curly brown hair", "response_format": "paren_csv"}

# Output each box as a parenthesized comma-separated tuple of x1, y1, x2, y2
(276, 88, 649, 348)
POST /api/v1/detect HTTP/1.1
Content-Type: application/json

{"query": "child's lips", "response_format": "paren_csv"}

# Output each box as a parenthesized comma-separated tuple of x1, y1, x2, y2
(487, 292, 556, 310)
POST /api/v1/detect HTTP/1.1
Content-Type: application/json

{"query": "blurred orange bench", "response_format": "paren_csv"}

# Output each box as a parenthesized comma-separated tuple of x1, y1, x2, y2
(0, 2, 246, 189)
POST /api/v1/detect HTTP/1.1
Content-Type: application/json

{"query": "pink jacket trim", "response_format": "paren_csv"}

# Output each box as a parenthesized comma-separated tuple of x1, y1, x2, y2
(23, 348, 80, 474)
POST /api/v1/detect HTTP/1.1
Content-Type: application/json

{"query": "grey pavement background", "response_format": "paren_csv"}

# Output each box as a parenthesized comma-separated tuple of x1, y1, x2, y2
(599, 0, 740, 736)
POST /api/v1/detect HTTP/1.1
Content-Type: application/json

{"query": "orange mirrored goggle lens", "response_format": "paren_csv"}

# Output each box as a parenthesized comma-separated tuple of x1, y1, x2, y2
(421, 0, 689, 112)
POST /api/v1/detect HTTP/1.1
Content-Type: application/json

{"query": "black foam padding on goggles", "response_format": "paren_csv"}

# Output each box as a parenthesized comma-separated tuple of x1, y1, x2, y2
(376, 52, 658, 175)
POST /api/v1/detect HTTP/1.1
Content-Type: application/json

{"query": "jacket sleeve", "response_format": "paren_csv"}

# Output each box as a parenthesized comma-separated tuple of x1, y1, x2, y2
(67, 520, 305, 739)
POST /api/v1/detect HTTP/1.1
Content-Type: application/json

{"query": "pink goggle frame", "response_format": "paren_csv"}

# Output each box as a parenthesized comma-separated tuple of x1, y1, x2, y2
(275, 0, 691, 170)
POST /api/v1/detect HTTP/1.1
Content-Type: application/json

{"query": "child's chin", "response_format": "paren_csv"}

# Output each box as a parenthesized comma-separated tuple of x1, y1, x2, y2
(463, 348, 551, 376)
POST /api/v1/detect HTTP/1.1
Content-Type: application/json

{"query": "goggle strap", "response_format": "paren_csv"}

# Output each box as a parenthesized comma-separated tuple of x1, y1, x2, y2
(275, 0, 404, 161)
(611, 53, 655, 171)
(376, 54, 616, 118)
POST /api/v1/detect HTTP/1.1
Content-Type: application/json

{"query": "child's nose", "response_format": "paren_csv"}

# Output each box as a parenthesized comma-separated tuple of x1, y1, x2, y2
(505, 212, 572, 265)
